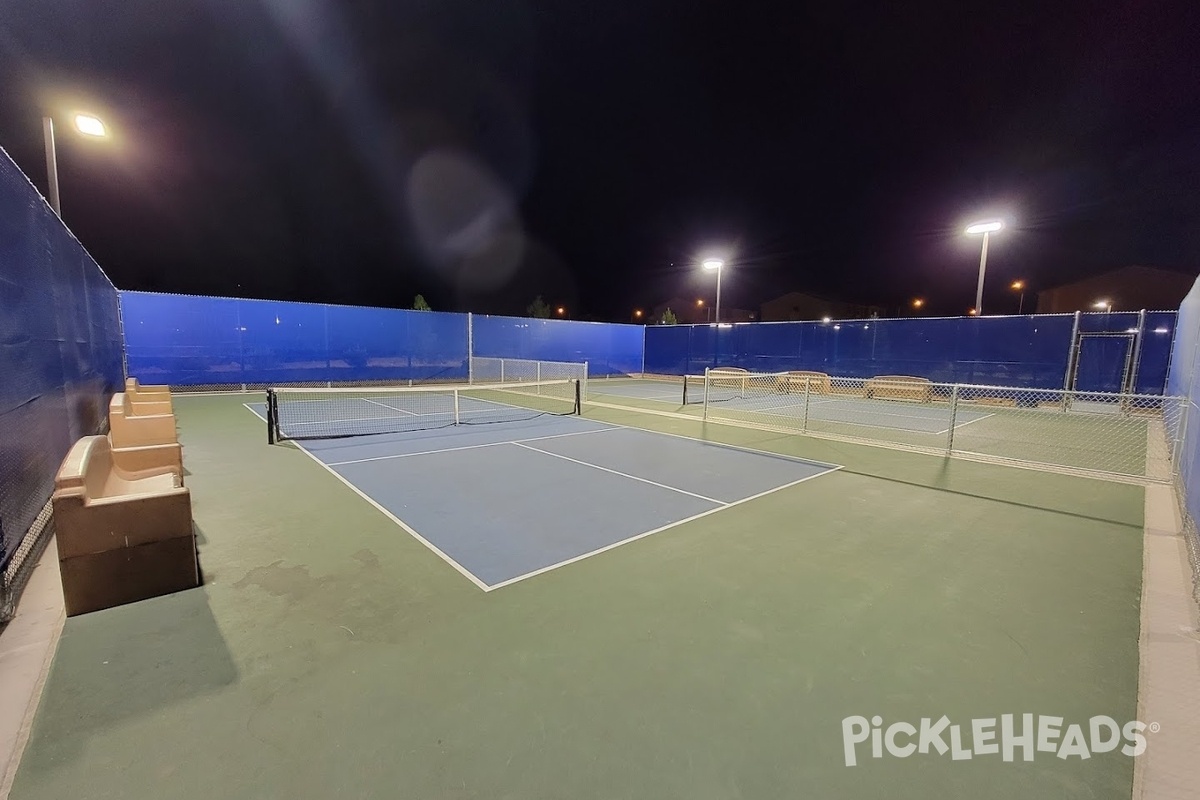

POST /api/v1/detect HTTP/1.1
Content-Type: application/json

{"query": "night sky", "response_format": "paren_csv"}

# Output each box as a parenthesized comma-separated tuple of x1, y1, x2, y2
(1, 0, 1198, 319)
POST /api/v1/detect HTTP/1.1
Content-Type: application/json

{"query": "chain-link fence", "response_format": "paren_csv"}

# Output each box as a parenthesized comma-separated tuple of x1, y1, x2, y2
(694, 368, 1184, 482)
(469, 357, 589, 399)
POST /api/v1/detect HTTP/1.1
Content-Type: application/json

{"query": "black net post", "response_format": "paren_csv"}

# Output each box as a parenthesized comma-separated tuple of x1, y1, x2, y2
(266, 389, 277, 444)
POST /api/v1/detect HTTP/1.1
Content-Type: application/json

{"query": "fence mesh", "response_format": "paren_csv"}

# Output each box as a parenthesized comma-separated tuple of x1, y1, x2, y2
(0, 147, 124, 619)
(697, 369, 1185, 482)
(469, 357, 588, 398)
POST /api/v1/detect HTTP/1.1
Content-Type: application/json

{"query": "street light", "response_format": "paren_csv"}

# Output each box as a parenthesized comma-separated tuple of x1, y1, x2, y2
(911, 298, 925, 312)
(702, 258, 724, 323)
(556, 306, 566, 316)
(633, 309, 643, 320)
(1093, 299, 1112, 313)
(42, 111, 108, 216)
(1010, 280, 1027, 314)
(965, 219, 1004, 316)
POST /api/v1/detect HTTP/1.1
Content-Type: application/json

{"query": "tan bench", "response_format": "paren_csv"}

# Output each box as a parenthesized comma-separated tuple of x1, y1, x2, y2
(709, 367, 750, 393)
(126, 377, 173, 414)
(52, 435, 198, 616)
(777, 371, 832, 394)
(864, 375, 933, 403)
(108, 392, 184, 479)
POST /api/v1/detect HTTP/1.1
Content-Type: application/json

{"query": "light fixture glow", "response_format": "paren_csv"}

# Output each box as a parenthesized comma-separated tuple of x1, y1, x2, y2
(1093, 299, 1111, 310)
(965, 220, 1003, 235)
(73, 114, 107, 137)
(1010, 280, 1025, 291)
(822, 316, 832, 323)
(912, 298, 925, 308)
(556, 306, 565, 315)
(702, 258, 724, 271)
(696, 299, 704, 307)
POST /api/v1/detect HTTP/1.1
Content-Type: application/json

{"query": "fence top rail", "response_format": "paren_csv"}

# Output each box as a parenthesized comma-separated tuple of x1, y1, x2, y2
(699, 369, 1181, 402)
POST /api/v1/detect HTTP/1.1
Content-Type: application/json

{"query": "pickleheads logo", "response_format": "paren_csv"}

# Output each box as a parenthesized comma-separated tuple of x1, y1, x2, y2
(841, 714, 1153, 767)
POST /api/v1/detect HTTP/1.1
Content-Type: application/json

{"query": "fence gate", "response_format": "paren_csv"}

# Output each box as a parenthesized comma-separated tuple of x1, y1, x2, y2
(1068, 332, 1137, 393)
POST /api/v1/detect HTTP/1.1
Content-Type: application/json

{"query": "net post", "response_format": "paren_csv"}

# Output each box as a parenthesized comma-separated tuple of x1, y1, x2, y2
(266, 389, 277, 444)
(946, 384, 960, 453)
(703, 367, 710, 420)
(802, 377, 811, 432)
(574, 379, 582, 414)
(453, 388, 461, 425)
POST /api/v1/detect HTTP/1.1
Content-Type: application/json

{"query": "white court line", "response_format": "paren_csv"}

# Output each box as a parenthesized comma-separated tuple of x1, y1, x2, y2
(510, 441, 727, 505)
(581, 408, 843, 469)
(719, 399, 992, 436)
(597, 390, 682, 402)
(933, 412, 996, 436)
(243, 402, 844, 592)
(327, 426, 618, 466)
(364, 397, 419, 416)
(486, 466, 841, 592)
(240, 403, 491, 590)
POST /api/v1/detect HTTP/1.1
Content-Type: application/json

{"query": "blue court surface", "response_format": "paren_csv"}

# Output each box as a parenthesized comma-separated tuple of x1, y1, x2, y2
(248, 404, 837, 589)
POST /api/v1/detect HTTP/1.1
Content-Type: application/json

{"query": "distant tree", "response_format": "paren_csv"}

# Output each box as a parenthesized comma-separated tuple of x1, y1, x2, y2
(660, 307, 678, 325)
(412, 294, 432, 311)
(527, 295, 552, 318)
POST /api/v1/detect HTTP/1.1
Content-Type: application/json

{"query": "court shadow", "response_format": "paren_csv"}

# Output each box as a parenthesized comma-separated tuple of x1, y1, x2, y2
(18, 583, 239, 769)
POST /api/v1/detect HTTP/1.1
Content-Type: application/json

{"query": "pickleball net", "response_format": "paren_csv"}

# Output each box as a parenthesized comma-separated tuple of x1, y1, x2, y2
(267, 379, 582, 442)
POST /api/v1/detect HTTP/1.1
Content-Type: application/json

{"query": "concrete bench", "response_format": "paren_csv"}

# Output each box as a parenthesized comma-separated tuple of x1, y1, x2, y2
(52, 435, 198, 616)
(777, 371, 832, 394)
(126, 377, 173, 414)
(864, 375, 934, 403)
(709, 367, 750, 393)
(109, 392, 183, 478)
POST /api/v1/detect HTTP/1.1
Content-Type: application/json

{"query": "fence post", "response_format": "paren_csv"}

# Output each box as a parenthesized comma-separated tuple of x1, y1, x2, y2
(946, 384, 960, 453)
(703, 367, 710, 421)
(467, 312, 474, 384)
(802, 377, 811, 433)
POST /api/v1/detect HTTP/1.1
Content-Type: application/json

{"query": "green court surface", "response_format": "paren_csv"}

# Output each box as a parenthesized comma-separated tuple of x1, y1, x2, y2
(12, 393, 1145, 799)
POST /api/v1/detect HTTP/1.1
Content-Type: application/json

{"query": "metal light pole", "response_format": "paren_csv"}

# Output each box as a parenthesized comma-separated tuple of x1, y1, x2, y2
(42, 117, 61, 215)
(1011, 280, 1026, 314)
(702, 259, 724, 323)
(965, 220, 1004, 316)
(41, 112, 108, 217)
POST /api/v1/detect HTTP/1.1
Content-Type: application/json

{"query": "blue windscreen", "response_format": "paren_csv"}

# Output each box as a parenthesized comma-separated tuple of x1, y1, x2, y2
(470, 315, 644, 376)
(121, 292, 470, 386)
(645, 312, 1173, 392)
(0, 147, 124, 572)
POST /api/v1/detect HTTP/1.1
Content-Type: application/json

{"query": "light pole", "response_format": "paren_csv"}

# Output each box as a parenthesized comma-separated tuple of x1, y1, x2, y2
(1093, 299, 1112, 314)
(702, 258, 724, 323)
(42, 112, 108, 216)
(1011, 280, 1026, 314)
(965, 219, 1004, 316)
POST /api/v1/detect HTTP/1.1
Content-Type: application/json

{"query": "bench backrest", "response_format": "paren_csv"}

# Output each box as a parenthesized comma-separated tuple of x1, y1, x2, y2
(54, 435, 113, 500)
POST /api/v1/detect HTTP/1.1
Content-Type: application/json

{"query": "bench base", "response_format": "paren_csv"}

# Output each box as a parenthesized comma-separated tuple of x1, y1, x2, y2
(59, 534, 199, 616)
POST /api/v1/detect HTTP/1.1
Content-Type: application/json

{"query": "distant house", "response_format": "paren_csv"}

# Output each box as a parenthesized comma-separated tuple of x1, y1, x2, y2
(650, 297, 756, 324)
(1035, 266, 1197, 313)
(759, 291, 882, 322)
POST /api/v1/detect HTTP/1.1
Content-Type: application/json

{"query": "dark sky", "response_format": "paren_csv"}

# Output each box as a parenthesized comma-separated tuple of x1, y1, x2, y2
(1, 0, 1198, 319)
